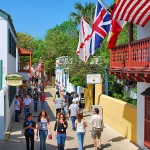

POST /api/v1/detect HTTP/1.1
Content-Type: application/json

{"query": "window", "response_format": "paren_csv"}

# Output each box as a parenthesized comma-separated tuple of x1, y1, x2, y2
(8, 29, 16, 58)
(8, 86, 16, 107)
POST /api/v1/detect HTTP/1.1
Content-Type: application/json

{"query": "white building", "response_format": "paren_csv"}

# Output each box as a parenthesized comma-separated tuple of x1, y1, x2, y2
(55, 56, 81, 93)
(0, 9, 17, 140)
(137, 21, 150, 150)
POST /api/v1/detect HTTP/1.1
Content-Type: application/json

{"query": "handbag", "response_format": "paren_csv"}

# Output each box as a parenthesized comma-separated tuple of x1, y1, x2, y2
(48, 133, 52, 140)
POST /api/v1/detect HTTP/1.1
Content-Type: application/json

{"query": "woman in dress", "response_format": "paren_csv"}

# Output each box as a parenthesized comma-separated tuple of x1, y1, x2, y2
(37, 110, 51, 150)
(54, 113, 68, 150)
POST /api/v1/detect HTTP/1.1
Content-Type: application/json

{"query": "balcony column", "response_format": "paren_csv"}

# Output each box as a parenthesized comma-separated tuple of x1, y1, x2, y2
(128, 23, 133, 70)
(129, 23, 133, 42)
(29, 54, 32, 72)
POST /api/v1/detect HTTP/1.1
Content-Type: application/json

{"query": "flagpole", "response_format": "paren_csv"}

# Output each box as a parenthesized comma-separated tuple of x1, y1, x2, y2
(80, 16, 92, 26)
(100, 0, 112, 12)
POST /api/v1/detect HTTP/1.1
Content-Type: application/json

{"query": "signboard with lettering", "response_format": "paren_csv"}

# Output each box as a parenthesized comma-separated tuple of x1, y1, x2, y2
(86, 74, 102, 84)
(5, 74, 23, 86)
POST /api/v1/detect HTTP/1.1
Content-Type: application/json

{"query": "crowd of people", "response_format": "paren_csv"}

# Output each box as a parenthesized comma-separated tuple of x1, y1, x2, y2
(14, 77, 103, 150)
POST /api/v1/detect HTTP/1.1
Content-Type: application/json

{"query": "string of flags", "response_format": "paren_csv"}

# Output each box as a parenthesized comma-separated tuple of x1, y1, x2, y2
(76, 0, 150, 62)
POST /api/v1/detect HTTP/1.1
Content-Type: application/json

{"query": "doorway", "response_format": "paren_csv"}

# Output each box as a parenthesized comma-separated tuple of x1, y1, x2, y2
(144, 97, 150, 148)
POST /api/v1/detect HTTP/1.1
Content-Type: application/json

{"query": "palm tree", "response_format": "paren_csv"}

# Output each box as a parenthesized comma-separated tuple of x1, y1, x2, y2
(70, 2, 95, 26)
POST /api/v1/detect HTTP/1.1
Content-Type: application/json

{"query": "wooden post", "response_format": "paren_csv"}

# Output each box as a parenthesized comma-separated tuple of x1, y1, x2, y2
(30, 54, 32, 73)
(128, 23, 133, 70)
(129, 23, 133, 42)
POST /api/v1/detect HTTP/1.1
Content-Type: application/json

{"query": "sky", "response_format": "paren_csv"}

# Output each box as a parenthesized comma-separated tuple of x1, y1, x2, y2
(0, 0, 113, 38)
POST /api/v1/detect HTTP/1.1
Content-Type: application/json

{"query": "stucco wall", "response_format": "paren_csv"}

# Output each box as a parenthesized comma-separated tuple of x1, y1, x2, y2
(83, 84, 93, 111)
(98, 95, 137, 143)
(0, 14, 17, 139)
(83, 84, 137, 143)
(137, 82, 150, 150)
(137, 20, 150, 150)
(137, 21, 150, 39)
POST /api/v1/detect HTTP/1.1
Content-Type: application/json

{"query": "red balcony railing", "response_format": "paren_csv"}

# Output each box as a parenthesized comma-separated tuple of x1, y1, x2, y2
(110, 37, 150, 71)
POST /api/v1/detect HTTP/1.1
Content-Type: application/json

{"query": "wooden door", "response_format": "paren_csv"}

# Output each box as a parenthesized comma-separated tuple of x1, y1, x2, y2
(144, 97, 150, 148)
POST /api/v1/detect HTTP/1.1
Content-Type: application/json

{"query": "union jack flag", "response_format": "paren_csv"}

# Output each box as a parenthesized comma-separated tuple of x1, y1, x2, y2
(90, 0, 111, 55)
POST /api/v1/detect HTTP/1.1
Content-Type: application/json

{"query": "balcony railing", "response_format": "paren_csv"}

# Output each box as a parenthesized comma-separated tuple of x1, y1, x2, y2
(110, 37, 150, 71)
(18, 62, 31, 73)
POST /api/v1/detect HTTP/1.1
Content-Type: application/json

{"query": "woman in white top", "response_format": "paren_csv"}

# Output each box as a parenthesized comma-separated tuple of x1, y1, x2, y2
(75, 113, 87, 150)
(37, 110, 51, 150)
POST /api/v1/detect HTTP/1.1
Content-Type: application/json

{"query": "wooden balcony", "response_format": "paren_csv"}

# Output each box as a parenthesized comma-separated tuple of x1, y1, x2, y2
(109, 37, 150, 82)
(18, 62, 30, 73)
(17, 47, 33, 74)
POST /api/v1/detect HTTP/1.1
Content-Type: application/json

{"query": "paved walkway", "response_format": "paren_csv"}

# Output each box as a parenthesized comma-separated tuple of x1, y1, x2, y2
(0, 86, 140, 150)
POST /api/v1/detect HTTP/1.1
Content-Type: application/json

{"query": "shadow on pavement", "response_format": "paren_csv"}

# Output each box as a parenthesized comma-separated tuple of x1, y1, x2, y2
(66, 136, 74, 141)
(0, 138, 58, 150)
(66, 148, 77, 150)
(100, 143, 111, 149)
(84, 144, 94, 149)
(45, 91, 53, 98)
(108, 136, 126, 142)
(46, 101, 56, 122)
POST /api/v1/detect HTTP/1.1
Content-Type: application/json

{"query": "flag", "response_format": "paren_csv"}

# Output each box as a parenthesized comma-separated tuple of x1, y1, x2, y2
(76, 17, 92, 62)
(112, 0, 150, 27)
(108, 19, 126, 49)
(90, 0, 111, 55)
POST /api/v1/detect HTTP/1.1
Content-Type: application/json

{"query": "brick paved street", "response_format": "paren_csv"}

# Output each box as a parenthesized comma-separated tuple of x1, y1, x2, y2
(0, 86, 140, 150)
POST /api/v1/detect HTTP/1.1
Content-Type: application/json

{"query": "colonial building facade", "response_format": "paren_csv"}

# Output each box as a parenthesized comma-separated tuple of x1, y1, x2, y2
(0, 9, 17, 140)
(110, 21, 150, 149)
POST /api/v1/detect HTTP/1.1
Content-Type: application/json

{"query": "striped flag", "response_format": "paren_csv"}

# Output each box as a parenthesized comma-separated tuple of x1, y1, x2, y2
(108, 19, 126, 49)
(76, 18, 92, 62)
(90, 0, 111, 55)
(112, 0, 150, 27)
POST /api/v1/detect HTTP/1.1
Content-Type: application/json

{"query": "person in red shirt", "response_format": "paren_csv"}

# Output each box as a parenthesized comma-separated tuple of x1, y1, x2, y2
(18, 95, 23, 116)
(40, 91, 46, 110)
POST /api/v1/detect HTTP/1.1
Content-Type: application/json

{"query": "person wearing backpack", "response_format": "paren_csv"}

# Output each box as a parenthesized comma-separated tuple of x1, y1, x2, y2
(33, 91, 39, 112)
(14, 95, 20, 122)
(23, 113, 36, 150)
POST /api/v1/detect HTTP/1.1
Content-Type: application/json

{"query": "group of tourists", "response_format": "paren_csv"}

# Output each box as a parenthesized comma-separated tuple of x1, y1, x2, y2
(14, 77, 103, 150)
(52, 87, 104, 150)
(14, 79, 47, 122)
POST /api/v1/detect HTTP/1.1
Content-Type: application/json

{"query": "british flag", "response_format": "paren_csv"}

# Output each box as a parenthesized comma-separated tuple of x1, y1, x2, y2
(90, 0, 111, 55)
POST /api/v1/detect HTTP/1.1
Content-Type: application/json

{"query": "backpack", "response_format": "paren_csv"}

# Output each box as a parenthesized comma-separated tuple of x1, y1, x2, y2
(33, 87, 38, 94)
(68, 96, 73, 106)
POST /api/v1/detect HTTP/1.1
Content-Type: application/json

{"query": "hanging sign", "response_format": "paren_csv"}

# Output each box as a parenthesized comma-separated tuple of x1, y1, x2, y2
(86, 73, 102, 84)
(5, 74, 23, 86)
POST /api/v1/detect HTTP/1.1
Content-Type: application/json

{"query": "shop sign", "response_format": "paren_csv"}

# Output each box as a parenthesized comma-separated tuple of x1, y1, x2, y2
(5, 74, 23, 86)
(86, 73, 102, 84)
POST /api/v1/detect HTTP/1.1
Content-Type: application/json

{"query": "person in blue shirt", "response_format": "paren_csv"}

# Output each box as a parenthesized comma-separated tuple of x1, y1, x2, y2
(23, 113, 36, 150)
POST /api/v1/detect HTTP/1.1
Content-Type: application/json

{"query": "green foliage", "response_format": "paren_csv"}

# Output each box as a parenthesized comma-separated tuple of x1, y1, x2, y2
(70, 2, 95, 26)
(117, 23, 137, 45)
(17, 32, 35, 50)
(110, 80, 137, 106)
(44, 19, 78, 71)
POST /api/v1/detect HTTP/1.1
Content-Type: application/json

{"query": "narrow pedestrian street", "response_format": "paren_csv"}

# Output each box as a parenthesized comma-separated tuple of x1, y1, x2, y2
(0, 86, 140, 150)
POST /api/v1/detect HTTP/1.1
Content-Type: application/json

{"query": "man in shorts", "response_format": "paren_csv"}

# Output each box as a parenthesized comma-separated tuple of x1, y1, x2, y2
(90, 108, 103, 150)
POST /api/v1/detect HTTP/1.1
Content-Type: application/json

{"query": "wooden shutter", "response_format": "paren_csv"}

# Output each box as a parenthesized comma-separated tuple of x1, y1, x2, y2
(144, 97, 150, 148)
